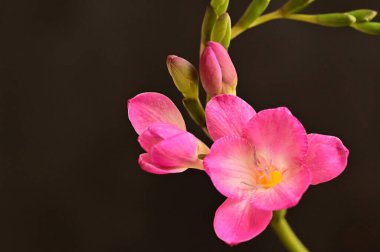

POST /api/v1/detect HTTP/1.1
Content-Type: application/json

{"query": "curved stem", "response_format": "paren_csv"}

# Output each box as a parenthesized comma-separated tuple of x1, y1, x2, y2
(270, 210, 309, 252)
(248, 10, 283, 28)
(231, 10, 283, 39)
(284, 14, 318, 24)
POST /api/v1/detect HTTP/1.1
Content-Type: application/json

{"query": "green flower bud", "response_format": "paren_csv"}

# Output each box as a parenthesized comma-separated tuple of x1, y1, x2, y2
(235, 0, 271, 29)
(288, 13, 356, 27)
(211, 0, 229, 16)
(346, 9, 377, 23)
(351, 22, 380, 35)
(200, 6, 218, 54)
(316, 13, 356, 27)
(211, 13, 232, 49)
(281, 0, 315, 15)
(166, 55, 199, 99)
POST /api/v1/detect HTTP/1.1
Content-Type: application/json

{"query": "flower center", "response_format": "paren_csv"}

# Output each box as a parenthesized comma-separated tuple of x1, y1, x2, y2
(256, 170, 282, 189)
(253, 154, 283, 189)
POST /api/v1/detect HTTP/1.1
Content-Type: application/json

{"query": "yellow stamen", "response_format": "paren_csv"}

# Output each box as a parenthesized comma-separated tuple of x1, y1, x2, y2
(257, 170, 282, 189)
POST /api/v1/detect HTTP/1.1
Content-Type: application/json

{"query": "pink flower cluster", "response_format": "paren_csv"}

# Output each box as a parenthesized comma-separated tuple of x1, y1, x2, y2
(127, 42, 349, 246)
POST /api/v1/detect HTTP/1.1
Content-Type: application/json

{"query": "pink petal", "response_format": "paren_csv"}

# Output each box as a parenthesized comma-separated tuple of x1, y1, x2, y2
(243, 107, 310, 210)
(243, 107, 308, 171)
(138, 153, 186, 174)
(306, 134, 349, 185)
(150, 132, 205, 169)
(205, 94, 256, 140)
(128, 92, 186, 135)
(138, 123, 184, 152)
(204, 136, 256, 199)
(214, 198, 272, 246)
(250, 166, 311, 210)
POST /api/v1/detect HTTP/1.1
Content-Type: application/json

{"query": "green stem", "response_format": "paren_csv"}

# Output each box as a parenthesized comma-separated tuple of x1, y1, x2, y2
(249, 10, 283, 28)
(271, 210, 309, 252)
(284, 14, 317, 24)
(231, 10, 283, 39)
(182, 97, 212, 139)
(182, 97, 206, 127)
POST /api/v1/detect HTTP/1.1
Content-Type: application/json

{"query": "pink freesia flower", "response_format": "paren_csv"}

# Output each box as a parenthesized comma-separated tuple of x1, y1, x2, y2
(204, 94, 349, 245)
(128, 92, 209, 174)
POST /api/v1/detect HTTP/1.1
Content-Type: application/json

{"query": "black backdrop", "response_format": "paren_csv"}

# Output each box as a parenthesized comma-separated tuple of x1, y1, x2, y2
(1, 0, 380, 251)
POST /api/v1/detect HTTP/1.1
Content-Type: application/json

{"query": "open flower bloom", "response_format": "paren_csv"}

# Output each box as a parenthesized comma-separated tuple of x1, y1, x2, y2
(128, 92, 209, 174)
(204, 94, 349, 245)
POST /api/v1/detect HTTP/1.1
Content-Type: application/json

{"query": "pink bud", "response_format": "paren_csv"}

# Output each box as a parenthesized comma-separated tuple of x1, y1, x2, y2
(200, 42, 237, 96)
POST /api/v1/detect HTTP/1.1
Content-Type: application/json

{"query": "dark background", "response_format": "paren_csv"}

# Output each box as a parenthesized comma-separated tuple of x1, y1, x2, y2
(1, 0, 379, 251)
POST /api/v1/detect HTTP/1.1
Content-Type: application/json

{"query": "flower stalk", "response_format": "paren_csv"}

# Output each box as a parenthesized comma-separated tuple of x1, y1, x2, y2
(182, 97, 206, 128)
(271, 210, 309, 252)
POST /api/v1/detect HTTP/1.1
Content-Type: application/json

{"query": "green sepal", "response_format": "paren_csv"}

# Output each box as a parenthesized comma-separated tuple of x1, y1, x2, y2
(351, 22, 380, 35)
(235, 0, 271, 29)
(346, 9, 377, 23)
(210, 0, 229, 16)
(281, 0, 315, 15)
(211, 13, 231, 49)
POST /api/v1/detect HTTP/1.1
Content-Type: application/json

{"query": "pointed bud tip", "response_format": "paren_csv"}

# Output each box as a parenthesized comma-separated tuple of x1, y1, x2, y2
(166, 55, 177, 60)
(166, 55, 178, 65)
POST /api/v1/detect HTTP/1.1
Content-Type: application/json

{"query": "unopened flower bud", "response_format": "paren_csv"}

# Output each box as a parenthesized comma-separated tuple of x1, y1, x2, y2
(211, 13, 232, 49)
(235, 0, 271, 29)
(288, 13, 356, 27)
(351, 22, 380, 35)
(200, 42, 237, 97)
(346, 9, 377, 23)
(200, 6, 218, 54)
(167, 55, 199, 99)
(211, 0, 229, 16)
(316, 13, 356, 27)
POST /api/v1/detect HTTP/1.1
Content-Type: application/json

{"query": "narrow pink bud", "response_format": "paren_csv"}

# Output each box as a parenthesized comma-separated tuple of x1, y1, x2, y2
(200, 42, 237, 97)
(200, 47, 223, 96)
